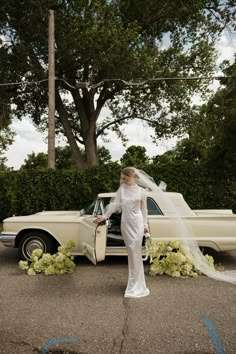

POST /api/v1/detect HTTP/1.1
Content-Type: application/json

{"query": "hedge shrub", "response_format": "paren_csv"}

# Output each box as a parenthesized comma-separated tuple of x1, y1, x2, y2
(0, 162, 235, 221)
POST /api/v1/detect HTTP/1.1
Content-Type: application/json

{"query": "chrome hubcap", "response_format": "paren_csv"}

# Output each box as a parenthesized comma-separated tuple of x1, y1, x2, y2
(23, 238, 45, 260)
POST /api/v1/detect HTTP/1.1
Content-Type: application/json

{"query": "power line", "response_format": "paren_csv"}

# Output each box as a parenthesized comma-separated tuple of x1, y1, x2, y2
(0, 79, 48, 87)
(84, 76, 234, 89)
(0, 75, 234, 90)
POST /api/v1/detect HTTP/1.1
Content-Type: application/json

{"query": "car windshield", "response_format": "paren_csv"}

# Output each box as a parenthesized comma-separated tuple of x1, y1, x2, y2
(84, 200, 96, 215)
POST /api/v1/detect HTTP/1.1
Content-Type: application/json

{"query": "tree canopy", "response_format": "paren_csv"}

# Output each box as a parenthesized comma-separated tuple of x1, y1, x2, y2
(0, 0, 235, 167)
(120, 145, 149, 167)
(19, 145, 112, 170)
(0, 42, 15, 170)
(162, 56, 236, 172)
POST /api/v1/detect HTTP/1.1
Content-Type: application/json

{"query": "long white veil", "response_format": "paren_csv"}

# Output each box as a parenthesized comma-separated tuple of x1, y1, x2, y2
(135, 168, 236, 285)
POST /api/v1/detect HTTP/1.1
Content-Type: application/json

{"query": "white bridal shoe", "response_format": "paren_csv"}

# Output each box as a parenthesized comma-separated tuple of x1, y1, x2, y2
(124, 288, 150, 298)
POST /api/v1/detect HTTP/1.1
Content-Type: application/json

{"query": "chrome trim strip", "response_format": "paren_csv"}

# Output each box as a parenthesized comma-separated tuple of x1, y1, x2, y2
(0, 234, 16, 247)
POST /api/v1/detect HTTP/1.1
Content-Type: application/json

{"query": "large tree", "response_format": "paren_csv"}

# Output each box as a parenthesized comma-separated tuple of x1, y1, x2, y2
(0, 109, 14, 170)
(0, 102, 13, 162)
(0, 40, 15, 168)
(171, 56, 236, 170)
(0, 0, 235, 167)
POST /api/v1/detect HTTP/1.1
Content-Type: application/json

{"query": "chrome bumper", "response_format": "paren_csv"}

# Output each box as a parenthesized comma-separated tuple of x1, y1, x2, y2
(0, 233, 16, 247)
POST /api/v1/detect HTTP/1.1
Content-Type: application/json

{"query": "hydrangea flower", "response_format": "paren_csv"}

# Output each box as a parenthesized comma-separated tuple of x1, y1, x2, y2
(27, 267, 36, 276)
(169, 240, 180, 249)
(19, 260, 29, 271)
(32, 249, 43, 258)
(147, 239, 216, 278)
(18, 240, 76, 276)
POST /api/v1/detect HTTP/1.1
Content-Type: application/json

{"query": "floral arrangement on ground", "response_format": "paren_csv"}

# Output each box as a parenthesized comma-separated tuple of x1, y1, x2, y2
(19, 240, 76, 275)
(146, 239, 217, 278)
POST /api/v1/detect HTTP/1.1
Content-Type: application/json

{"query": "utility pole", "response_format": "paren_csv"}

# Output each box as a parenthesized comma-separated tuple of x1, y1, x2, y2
(48, 8, 55, 169)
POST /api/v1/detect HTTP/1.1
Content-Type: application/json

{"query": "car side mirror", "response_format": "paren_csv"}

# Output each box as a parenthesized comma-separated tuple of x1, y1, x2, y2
(80, 208, 85, 216)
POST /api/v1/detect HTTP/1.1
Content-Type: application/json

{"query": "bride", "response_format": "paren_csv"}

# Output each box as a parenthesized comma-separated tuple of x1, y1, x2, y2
(96, 167, 150, 298)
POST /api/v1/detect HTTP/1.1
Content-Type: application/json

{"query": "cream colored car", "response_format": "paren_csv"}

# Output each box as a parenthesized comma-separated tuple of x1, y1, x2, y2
(0, 191, 236, 263)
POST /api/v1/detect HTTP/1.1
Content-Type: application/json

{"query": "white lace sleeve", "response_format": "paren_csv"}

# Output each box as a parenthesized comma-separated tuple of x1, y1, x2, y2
(141, 188, 148, 227)
(104, 186, 122, 219)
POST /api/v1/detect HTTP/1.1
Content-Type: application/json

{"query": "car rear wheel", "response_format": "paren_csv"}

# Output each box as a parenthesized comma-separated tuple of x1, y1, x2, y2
(18, 231, 57, 261)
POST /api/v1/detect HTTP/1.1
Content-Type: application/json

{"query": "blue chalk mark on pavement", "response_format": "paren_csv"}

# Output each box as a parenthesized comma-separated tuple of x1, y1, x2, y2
(201, 315, 226, 354)
(42, 337, 80, 353)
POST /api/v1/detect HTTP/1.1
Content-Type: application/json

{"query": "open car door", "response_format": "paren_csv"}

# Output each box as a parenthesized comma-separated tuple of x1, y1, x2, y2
(81, 217, 107, 265)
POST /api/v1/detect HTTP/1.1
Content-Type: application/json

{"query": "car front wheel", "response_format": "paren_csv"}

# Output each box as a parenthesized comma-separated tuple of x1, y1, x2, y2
(18, 231, 56, 261)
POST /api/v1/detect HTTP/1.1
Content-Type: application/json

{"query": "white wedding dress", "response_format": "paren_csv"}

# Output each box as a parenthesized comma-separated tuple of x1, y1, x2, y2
(104, 183, 150, 298)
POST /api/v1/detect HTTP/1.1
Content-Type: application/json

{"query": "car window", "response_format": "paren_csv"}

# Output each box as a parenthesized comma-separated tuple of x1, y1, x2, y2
(103, 198, 111, 210)
(94, 199, 103, 215)
(147, 197, 163, 215)
(84, 200, 96, 215)
(101, 197, 163, 215)
(96, 198, 112, 215)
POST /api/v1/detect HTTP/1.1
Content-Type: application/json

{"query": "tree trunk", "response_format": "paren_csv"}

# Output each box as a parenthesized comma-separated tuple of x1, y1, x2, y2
(71, 88, 99, 167)
(55, 91, 86, 168)
(84, 122, 98, 167)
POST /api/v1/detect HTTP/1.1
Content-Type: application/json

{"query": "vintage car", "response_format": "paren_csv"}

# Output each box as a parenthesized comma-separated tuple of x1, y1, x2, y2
(0, 191, 236, 264)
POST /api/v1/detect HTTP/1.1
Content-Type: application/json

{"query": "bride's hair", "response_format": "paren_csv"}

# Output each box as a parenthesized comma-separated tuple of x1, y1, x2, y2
(121, 167, 139, 179)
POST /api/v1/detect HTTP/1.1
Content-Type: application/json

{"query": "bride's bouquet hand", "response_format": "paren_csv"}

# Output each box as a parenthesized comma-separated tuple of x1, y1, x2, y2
(95, 215, 106, 224)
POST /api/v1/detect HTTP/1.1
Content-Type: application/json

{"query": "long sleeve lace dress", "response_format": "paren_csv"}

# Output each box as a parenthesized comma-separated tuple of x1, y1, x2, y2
(104, 183, 150, 298)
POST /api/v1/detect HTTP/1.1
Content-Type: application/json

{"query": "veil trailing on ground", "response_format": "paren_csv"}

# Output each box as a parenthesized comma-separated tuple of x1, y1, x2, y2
(135, 168, 236, 285)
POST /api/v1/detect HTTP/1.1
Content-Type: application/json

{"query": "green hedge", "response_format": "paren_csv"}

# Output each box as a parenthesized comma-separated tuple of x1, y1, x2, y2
(0, 162, 235, 221)
(146, 162, 236, 211)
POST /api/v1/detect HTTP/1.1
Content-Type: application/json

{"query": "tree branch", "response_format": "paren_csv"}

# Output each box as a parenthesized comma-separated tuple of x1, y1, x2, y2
(96, 84, 124, 119)
(205, 6, 227, 28)
(75, 135, 84, 145)
(96, 115, 158, 138)
(69, 87, 90, 134)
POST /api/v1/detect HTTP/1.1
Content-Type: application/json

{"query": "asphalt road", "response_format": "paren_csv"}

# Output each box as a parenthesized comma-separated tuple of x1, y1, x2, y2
(0, 244, 236, 354)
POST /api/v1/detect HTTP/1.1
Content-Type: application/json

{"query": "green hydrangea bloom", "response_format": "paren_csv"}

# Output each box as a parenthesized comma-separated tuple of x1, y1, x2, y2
(27, 267, 36, 276)
(169, 240, 180, 249)
(31, 249, 43, 258)
(45, 265, 56, 275)
(65, 240, 76, 249)
(18, 260, 29, 270)
(58, 252, 66, 261)
(147, 239, 217, 278)
(19, 240, 76, 276)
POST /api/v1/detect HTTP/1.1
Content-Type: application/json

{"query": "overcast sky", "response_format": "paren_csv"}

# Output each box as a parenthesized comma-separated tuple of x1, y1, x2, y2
(4, 30, 236, 170)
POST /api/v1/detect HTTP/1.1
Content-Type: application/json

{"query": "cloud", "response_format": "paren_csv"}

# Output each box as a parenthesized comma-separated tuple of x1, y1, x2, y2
(98, 119, 177, 161)
(5, 117, 48, 169)
(216, 30, 236, 64)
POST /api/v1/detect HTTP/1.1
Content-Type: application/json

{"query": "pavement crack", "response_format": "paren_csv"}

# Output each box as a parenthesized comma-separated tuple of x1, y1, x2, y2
(111, 299, 130, 354)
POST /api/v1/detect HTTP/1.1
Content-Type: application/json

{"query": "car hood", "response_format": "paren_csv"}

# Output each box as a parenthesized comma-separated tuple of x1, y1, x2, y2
(3, 210, 82, 223)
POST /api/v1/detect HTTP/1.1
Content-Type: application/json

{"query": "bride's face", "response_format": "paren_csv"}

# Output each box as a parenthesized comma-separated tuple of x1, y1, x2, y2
(120, 174, 135, 185)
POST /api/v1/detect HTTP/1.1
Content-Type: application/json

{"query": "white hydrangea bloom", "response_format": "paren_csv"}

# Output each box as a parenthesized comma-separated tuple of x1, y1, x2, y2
(32, 249, 43, 258)
(55, 252, 65, 262)
(147, 240, 216, 278)
(19, 240, 76, 276)
(27, 268, 36, 276)
(18, 260, 29, 270)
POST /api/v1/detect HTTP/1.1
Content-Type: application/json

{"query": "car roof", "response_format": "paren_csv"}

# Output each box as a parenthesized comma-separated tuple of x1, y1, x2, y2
(98, 192, 116, 198)
(97, 191, 195, 216)
(98, 191, 182, 198)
